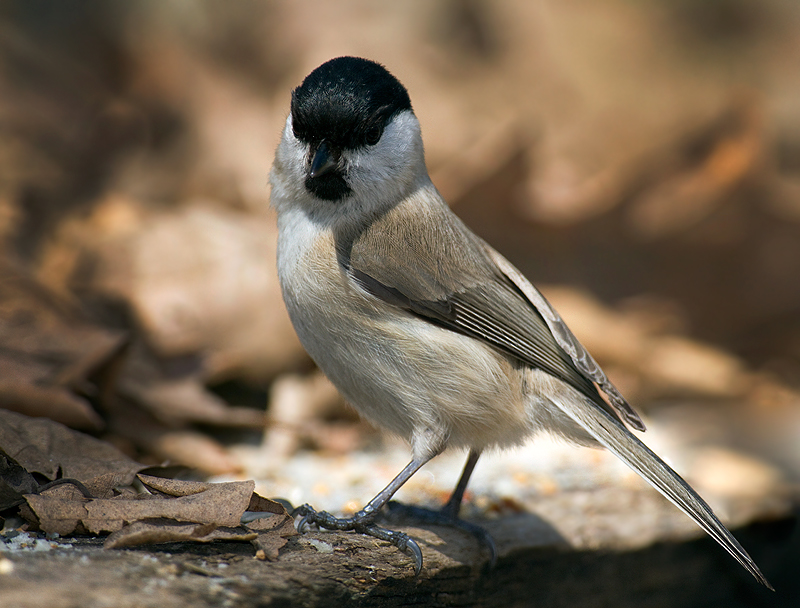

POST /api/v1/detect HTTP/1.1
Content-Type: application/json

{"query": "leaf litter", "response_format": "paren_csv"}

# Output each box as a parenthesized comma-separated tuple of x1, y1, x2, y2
(1, 411, 295, 561)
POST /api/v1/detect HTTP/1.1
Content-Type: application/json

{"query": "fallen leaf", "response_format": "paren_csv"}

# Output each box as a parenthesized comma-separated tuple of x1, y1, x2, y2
(104, 519, 256, 549)
(0, 451, 39, 510)
(247, 512, 297, 561)
(123, 378, 265, 428)
(0, 261, 127, 431)
(100, 486, 295, 558)
(246, 493, 289, 515)
(23, 477, 254, 535)
(0, 410, 145, 497)
(20, 484, 89, 536)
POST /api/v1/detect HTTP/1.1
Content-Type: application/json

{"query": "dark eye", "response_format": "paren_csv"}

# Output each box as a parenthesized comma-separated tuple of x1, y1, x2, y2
(365, 124, 383, 146)
(291, 120, 304, 141)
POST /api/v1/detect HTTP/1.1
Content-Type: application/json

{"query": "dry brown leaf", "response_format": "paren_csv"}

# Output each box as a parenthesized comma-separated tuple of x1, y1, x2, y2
(103, 496, 297, 555)
(20, 484, 90, 536)
(123, 378, 264, 428)
(48, 202, 306, 382)
(247, 493, 288, 515)
(101, 491, 295, 555)
(0, 262, 127, 431)
(248, 516, 297, 561)
(243, 495, 297, 560)
(0, 382, 104, 433)
(136, 475, 217, 497)
(104, 519, 257, 549)
(251, 529, 291, 561)
(0, 451, 39, 510)
(0, 409, 144, 496)
(24, 477, 255, 536)
(127, 477, 254, 527)
(30, 481, 299, 558)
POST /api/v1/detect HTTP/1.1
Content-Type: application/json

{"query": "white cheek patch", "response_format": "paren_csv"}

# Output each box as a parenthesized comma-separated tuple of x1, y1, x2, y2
(283, 117, 311, 179)
(270, 116, 315, 213)
(345, 111, 425, 203)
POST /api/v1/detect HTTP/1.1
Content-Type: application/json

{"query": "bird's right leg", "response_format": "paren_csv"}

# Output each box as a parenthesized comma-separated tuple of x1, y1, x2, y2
(293, 455, 433, 574)
(383, 449, 497, 566)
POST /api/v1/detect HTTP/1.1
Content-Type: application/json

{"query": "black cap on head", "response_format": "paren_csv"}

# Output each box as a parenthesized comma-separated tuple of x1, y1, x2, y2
(291, 57, 412, 151)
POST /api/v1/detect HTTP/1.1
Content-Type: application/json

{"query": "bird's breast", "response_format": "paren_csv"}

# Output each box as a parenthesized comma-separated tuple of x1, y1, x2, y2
(275, 209, 532, 452)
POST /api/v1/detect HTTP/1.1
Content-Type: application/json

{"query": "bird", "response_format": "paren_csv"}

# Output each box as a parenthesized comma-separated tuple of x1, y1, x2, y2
(269, 56, 772, 588)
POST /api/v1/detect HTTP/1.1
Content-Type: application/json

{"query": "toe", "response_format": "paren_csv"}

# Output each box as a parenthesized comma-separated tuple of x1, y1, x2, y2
(399, 535, 423, 576)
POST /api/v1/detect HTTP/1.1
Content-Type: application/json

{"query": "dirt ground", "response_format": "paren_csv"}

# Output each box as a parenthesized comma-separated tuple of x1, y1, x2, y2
(2, 496, 796, 608)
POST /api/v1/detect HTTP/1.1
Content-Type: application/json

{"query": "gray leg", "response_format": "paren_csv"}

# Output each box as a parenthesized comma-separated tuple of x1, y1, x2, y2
(440, 448, 481, 518)
(293, 455, 434, 574)
(384, 449, 497, 567)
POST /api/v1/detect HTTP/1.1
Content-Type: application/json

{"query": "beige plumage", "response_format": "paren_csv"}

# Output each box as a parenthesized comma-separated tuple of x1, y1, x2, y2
(270, 56, 772, 587)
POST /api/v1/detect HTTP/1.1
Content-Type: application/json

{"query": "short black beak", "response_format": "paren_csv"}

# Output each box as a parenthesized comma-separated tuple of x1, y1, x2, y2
(309, 141, 337, 179)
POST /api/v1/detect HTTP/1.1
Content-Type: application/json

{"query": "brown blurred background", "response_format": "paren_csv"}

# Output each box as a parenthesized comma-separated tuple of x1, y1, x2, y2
(1, 0, 799, 489)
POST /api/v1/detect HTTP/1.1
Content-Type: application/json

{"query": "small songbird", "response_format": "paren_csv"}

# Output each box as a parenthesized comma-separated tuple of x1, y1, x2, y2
(269, 56, 771, 588)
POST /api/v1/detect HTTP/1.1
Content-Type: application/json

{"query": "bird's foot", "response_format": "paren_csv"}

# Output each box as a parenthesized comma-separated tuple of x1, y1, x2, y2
(382, 500, 497, 568)
(292, 503, 423, 575)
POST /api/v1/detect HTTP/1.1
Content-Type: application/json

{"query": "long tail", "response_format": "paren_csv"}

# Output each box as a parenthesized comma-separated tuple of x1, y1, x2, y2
(557, 395, 773, 589)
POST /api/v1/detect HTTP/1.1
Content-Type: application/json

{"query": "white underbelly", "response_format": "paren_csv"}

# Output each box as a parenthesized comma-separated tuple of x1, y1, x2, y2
(277, 210, 535, 454)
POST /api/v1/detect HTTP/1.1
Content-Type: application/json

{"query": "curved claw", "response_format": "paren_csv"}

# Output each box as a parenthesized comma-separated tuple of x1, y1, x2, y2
(476, 527, 498, 569)
(397, 535, 423, 576)
(293, 503, 315, 533)
(451, 516, 497, 568)
(359, 525, 424, 575)
(291, 502, 425, 575)
(487, 542, 498, 570)
(383, 500, 497, 568)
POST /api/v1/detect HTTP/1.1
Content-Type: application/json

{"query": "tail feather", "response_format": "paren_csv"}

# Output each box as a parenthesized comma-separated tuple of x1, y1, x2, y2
(557, 396, 773, 590)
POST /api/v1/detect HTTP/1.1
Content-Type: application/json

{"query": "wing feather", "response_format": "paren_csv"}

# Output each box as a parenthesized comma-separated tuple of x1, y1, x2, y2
(342, 199, 642, 429)
(339, 194, 772, 586)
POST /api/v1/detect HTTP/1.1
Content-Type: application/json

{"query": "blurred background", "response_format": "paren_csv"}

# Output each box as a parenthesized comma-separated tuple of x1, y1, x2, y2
(1, 0, 799, 585)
